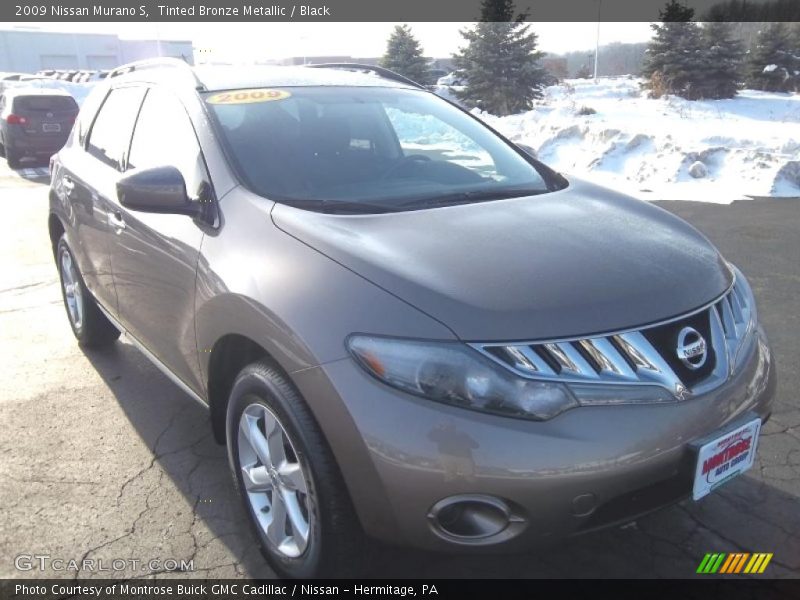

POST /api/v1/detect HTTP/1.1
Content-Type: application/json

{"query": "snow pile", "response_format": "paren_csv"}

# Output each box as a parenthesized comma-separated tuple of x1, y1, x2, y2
(473, 77, 800, 202)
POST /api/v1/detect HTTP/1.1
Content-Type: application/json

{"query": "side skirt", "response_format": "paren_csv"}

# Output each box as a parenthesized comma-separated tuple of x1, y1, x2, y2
(95, 303, 209, 410)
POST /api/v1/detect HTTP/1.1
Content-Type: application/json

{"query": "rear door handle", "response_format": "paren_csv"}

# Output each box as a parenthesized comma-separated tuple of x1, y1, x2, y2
(108, 210, 126, 232)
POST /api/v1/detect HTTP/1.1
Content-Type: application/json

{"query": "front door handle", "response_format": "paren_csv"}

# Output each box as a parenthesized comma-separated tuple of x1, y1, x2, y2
(107, 210, 126, 232)
(62, 176, 75, 196)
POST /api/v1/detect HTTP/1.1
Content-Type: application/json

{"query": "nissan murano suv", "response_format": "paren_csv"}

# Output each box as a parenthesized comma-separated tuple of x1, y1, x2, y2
(48, 59, 776, 578)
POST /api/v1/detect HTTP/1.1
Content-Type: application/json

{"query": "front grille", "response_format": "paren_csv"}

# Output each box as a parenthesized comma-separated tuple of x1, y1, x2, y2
(474, 279, 753, 399)
(642, 308, 716, 388)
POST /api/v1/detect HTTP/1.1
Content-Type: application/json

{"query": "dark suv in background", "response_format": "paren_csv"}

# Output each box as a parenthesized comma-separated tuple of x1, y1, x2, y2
(48, 59, 776, 578)
(1, 88, 78, 168)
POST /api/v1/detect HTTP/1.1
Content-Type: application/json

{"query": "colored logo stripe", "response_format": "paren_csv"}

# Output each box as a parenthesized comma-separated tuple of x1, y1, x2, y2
(720, 553, 749, 573)
(720, 553, 737, 573)
(697, 553, 726, 573)
(733, 553, 750, 573)
(744, 553, 773, 574)
(697, 552, 773, 574)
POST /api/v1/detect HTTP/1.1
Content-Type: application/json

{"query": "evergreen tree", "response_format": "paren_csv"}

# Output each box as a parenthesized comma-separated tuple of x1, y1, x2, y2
(660, 0, 695, 21)
(745, 23, 797, 92)
(693, 21, 744, 99)
(479, 0, 522, 22)
(452, 0, 549, 115)
(379, 25, 432, 85)
(704, 0, 800, 22)
(791, 22, 800, 53)
(790, 22, 800, 91)
(575, 63, 592, 79)
(642, 1, 707, 99)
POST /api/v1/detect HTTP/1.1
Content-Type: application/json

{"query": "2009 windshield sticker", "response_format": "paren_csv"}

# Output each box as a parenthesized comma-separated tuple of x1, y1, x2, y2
(206, 89, 291, 105)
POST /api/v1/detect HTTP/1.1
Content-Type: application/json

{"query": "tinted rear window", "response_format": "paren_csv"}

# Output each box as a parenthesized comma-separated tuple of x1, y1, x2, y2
(14, 96, 78, 112)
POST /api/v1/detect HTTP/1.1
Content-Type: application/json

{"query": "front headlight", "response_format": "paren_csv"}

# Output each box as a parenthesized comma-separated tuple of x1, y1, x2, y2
(347, 335, 578, 420)
(349, 334, 677, 421)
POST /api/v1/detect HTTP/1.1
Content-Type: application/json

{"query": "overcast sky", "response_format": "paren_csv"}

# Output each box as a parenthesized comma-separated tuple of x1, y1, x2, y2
(4, 22, 654, 59)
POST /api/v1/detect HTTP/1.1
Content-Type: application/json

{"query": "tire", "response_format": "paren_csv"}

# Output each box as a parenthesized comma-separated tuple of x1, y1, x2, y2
(6, 147, 21, 169)
(226, 360, 366, 578)
(56, 235, 120, 348)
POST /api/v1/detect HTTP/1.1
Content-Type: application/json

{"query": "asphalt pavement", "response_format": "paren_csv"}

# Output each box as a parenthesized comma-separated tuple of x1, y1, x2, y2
(0, 159, 797, 579)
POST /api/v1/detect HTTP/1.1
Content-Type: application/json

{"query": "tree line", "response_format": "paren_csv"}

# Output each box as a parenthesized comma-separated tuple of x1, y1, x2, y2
(643, 0, 800, 99)
(379, 0, 800, 116)
(380, 0, 546, 116)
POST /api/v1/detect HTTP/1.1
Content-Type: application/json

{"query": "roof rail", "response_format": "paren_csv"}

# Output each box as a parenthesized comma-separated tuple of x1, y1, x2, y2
(107, 58, 205, 90)
(306, 63, 426, 90)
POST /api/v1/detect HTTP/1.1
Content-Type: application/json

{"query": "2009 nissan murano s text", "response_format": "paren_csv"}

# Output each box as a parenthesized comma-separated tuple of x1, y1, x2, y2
(48, 59, 776, 578)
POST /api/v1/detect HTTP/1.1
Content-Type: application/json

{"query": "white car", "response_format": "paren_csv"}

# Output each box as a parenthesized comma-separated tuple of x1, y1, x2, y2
(437, 71, 465, 87)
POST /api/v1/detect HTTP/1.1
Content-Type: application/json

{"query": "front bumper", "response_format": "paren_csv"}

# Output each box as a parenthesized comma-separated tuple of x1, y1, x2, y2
(292, 326, 776, 552)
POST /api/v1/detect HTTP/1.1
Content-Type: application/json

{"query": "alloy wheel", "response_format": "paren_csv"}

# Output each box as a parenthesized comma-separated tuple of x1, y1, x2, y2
(60, 248, 83, 330)
(237, 402, 313, 558)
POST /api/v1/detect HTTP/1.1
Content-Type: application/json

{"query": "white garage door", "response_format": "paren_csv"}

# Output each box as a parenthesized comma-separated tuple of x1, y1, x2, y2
(87, 55, 118, 70)
(40, 54, 79, 69)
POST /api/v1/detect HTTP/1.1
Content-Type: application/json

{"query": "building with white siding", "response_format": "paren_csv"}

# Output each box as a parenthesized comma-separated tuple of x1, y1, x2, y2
(0, 29, 193, 74)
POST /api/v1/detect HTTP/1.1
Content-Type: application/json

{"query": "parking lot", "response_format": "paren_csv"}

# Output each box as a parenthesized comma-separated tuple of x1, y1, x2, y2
(0, 158, 798, 579)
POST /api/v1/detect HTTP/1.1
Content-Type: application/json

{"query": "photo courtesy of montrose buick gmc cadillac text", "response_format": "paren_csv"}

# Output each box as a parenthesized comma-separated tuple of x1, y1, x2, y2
(47, 59, 776, 578)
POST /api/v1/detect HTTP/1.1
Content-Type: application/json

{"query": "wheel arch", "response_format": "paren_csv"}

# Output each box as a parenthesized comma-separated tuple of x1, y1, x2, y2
(196, 290, 330, 444)
(48, 211, 65, 257)
(206, 333, 273, 444)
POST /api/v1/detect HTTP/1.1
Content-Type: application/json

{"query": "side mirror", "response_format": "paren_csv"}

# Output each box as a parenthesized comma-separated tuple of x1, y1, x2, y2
(516, 143, 536, 158)
(117, 166, 200, 217)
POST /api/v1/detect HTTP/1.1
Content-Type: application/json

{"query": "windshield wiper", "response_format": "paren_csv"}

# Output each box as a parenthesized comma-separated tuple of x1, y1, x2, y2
(281, 198, 402, 214)
(400, 187, 548, 209)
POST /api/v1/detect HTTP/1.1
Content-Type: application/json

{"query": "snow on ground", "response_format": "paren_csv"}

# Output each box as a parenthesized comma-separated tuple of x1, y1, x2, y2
(458, 77, 800, 202)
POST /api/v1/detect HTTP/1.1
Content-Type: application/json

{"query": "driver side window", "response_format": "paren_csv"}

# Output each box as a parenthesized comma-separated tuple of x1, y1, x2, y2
(127, 88, 211, 201)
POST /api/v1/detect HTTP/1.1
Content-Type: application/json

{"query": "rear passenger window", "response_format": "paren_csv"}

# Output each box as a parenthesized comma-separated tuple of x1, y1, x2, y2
(87, 87, 145, 170)
(128, 88, 211, 200)
(76, 86, 109, 147)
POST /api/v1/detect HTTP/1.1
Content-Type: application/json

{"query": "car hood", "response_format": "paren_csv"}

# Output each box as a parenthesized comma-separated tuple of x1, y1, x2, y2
(271, 178, 733, 341)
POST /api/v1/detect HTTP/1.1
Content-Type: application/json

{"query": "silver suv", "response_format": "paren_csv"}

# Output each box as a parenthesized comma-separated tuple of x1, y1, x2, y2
(48, 60, 776, 578)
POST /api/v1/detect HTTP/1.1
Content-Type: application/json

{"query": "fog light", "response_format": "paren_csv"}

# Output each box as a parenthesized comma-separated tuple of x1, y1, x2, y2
(429, 495, 512, 539)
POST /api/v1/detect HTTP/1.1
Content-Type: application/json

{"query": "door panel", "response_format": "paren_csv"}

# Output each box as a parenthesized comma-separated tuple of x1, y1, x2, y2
(60, 148, 121, 315)
(110, 211, 204, 391)
(59, 86, 145, 316)
(110, 87, 211, 394)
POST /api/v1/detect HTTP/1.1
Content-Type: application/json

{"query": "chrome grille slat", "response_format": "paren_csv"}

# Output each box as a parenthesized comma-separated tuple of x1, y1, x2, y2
(701, 300, 730, 393)
(540, 342, 599, 379)
(541, 343, 576, 372)
(502, 345, 555, 376)
(554, 342, 600, 379)
(729, 290, 744, 324)
(472, 278, 753, 402)
(612, 333, 658, 372)
(718, 297, 736, 339)
(733, 282, 748, 310)
(578, 338, 638, 380)
(614, 332, 685, 394)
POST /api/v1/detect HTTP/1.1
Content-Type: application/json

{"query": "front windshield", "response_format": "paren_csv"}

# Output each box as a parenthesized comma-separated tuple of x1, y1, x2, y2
(205, 86, 557, 212)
